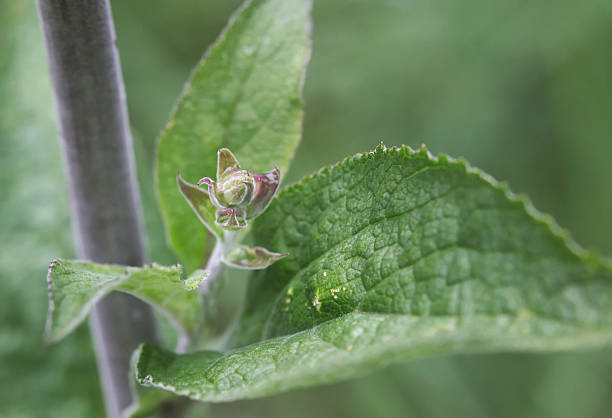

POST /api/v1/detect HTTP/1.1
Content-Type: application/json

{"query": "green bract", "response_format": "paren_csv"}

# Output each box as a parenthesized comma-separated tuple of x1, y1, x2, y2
(136, 145, 612, 401)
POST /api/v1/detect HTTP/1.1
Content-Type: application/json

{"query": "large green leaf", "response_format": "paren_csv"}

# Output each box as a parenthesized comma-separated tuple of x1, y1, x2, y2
(45, 260, 206, 343)
(137, 145, 612, 401)
(137, 310, 612, 402)
(156, 0, 312, 271)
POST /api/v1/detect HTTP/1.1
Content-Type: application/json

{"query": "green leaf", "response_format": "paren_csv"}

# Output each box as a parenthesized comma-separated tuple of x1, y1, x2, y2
(137, 145, 612, 401)
(45, 260, 205, 343)
(156, 0, 312, 271)
(137, 308, 612, 401)
(222, 245, 288, 269)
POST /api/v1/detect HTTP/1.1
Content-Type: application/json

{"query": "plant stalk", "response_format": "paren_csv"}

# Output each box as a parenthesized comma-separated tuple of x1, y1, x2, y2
(199, 231, 238, 299)
(35, 1, 158, 417)
(199, 241, 226, 298)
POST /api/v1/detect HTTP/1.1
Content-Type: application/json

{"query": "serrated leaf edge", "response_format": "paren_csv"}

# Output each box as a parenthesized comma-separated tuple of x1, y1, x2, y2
(266, 143, 612, 271)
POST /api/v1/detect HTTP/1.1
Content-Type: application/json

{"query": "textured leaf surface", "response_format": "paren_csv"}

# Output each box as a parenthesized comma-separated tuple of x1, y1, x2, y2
(156, 0, 312, 271)
(137, 309, 612, 402)
(45, 260, 205, 343)
(137, 145, 612, 400)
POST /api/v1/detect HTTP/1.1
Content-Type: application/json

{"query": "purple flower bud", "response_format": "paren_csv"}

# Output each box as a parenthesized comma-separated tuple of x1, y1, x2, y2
(197, 148, 280, 230)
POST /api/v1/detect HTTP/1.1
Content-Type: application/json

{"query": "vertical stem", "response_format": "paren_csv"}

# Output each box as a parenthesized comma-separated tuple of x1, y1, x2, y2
(198, 231, 238, 299)
(36, 1, 158, 417)
(198, 241, 227, 299)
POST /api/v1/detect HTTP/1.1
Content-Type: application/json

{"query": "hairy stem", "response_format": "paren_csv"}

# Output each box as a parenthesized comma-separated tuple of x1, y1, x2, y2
(199, 231, 238, 299)
(195, 230, 239, 347)
(200, 241, 225, 296)
(36, 1, 158, 417)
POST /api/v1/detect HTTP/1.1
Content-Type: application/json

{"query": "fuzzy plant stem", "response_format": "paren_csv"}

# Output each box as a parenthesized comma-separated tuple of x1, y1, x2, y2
(199, 231, 238, 299)
(36, 1, 158, 417)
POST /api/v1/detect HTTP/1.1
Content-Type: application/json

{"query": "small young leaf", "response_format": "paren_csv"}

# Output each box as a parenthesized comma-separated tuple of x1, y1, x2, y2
(45, 260, 204, 343)
(156, 0, 312, 271)
(137, 145, 612, 401)
(222, 245, 288, 270)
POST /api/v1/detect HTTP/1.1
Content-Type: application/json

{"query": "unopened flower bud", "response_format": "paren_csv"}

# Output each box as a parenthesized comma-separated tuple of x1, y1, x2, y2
(197, 148, 280, 230)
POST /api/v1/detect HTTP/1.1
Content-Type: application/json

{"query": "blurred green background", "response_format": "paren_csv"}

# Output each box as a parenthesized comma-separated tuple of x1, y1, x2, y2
(2, 0, 612, 417)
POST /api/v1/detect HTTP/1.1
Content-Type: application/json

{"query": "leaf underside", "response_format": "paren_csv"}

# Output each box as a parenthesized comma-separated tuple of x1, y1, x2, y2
(45, 260, 204, 343)
(137, 145, 612, 401)
(156, 0, 312, 271)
